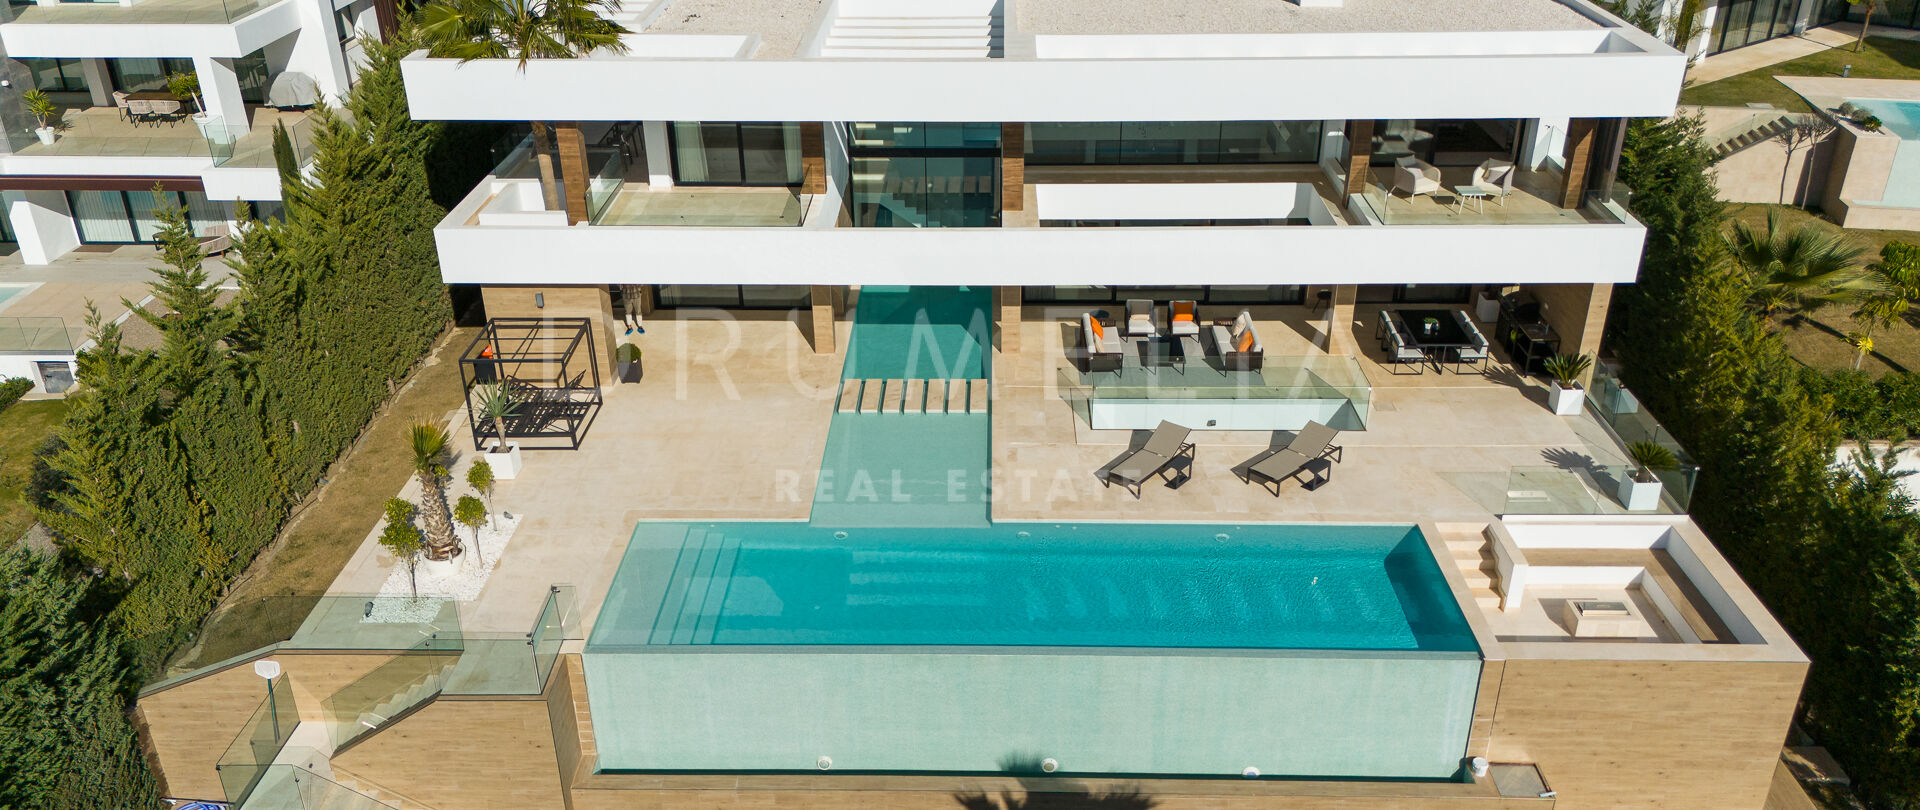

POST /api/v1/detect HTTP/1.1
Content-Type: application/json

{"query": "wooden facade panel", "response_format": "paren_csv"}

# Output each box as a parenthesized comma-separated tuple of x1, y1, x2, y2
(1487, 658, 1806, 810)
(1001, 122, 1026, 212)
(1343, 119, 1376, 198)
(567, 788, 1546, 809)
(556, 122, 590, 224)
(137, 652, 401, 802)
(1529, 283, 1614, 367)
(479, 284, 618, 381)
(1559, 118, 1599, 209)
(800, 122, 826, 195)
(333, 698, 566, 809)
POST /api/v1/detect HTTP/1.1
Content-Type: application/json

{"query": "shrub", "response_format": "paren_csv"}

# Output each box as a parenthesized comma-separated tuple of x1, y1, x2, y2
(0, 376, 31, 411)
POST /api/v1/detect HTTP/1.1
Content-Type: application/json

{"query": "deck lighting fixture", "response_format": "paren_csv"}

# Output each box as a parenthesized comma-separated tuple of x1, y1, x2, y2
(1843, 65, 1853, 78)
(1041, 758, 1059, 773)
(534, 292, 545, 309)
(817, 756, 832, 771)
(254, 660, 283, 739)
(1243, 767, 1260, 779)
(1470, 756, 1489, 778)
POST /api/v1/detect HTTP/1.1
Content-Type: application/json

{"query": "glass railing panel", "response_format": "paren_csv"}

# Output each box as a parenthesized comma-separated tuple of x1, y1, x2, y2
(320, 650, 460, 751)
(1502, 464, 1687, 515)
(8, 0, 279, 24)
(215, 674, 297, 806)
(1356, 162, 1628, 226)
(240, 766, 398, 810)
(287, 595, 461, 650)
(442, 585, 582, 696)
(530, 585, 573, 688)
(590, 185, 809, 227)
(585, 147, 624, 223)
(0, 317, 73, 353)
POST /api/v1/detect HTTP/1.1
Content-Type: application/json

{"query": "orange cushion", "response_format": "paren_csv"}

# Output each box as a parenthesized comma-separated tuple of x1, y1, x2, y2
(1172, 303, 1194, 321)
(1090, 319, 1105, 340)
(1235, 330, 1255, 353)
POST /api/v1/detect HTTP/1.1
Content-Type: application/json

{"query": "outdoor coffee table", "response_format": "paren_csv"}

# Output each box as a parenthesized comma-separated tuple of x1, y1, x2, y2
(1139, 337, 1185, 375)
(1451, 184, 1492, 214)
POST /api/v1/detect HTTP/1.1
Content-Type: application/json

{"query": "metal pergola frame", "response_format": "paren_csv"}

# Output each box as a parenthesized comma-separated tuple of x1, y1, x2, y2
(459, 318, 602, 451)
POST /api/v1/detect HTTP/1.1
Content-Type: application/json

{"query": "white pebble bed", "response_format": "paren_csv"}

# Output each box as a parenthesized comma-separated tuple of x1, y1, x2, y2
(365, 513, 523, 624)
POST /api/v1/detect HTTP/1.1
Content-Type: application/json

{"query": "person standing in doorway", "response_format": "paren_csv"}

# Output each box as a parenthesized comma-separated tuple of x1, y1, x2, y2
(620, 285, 645, 335)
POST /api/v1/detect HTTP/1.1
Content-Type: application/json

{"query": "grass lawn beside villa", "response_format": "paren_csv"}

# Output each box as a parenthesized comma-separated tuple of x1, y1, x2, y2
(1681, 36, 1920, 112)
(1726, 204, 1920, 374)
(0, 399, 69, 547)
(165, 327, 475, 672)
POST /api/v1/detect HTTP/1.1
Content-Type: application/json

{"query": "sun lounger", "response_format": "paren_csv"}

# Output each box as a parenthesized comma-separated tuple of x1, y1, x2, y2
(1244, 422, 1344, 494)
(1285, 420, 1343, 462)
(1102, 420, 1196, 497)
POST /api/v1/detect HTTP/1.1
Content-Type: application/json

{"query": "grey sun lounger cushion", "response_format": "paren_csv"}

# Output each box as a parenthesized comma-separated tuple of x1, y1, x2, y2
(1286, 421, 1341, 460)
(1104, 420, 1195, 496)
(1247, 448, 1313, 485)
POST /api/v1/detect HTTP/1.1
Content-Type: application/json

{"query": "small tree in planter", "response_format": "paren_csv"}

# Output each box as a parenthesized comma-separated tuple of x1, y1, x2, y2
(472, 384, 523, 479)
(23, 90, 58, 146)
(617, 342, 642, 383)
(1542, 353, 1592, 416)
(1618, 440, 1678, 512)
(379, 498, 425, 599)
(466, 456, 496, 529)
(166, 71, 205, 117)
(455, 495, 487, 567)
(408, 423, 462, 562)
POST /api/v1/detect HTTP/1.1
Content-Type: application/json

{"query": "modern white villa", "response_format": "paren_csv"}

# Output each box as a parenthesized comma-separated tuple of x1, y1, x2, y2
(130, 1, 1816, 809)
(0, 0, 383, 392)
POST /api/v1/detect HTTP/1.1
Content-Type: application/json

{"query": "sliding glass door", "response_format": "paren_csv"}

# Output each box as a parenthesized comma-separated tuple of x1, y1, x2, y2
(67, 190, 225, 244)
(1709, 0, 1801, 53)
(669, 122, 802, 186)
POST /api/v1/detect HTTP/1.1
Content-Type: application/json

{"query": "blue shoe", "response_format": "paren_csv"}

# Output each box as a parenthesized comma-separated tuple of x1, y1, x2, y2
(625, 327, 635, 335)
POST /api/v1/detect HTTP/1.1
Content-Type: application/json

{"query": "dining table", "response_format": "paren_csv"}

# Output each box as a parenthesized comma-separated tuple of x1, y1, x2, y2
(1392, 308, 1472, 371)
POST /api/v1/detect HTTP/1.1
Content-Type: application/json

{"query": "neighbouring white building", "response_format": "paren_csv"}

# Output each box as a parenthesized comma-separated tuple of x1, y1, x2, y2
(0, 0, 388, 264)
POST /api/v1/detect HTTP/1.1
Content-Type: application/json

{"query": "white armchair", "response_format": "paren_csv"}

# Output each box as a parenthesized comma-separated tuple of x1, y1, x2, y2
(1392, 157, 1442, 199)
(1471, 159, 1517, 206)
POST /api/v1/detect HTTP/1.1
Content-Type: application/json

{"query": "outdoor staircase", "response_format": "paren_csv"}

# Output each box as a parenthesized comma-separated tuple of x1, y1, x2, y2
(647, 526, 741, 644)
(836, 378, 989, 414)
(351, 666, 449, 734)
(328, 764, 439, 810)
(1440, 526, 1503, 611)
(818, 0, 1003, 58)
(1705, 110, 1808, 158)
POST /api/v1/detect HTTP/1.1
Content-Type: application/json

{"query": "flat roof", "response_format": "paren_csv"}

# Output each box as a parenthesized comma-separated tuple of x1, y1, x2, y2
(1019, 0, 1600, 36)
(643, 0, 825, 59)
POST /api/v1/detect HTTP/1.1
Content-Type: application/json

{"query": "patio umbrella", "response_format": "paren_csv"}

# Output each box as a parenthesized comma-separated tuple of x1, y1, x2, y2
(266, 72, 319, 109)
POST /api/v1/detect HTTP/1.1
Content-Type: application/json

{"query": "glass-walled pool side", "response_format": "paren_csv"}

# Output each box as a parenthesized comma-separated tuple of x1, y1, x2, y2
(582, 521, 1479, 778)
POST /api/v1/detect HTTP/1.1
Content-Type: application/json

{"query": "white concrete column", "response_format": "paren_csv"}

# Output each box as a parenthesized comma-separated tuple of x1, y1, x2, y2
(290, 0, 351, 102)
(1522, 117, 1569, 172)
(644, 121, 674, 189)
(5, 190, 81, 266)
(192, 55, 250, 140)
(79, 59, 113, 107)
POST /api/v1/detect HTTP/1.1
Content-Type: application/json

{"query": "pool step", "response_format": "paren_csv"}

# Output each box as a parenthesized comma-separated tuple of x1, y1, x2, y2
(1440, 528, 1504, 612)
(835, 378, 990, 414)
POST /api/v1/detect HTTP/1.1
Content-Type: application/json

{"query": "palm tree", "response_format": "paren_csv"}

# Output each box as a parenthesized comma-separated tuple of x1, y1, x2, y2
(1726, 210, 1869, 316)
(1845, 249, 1920, 369)
(419, 0, 632, 213)
(408, 423, 462, 561)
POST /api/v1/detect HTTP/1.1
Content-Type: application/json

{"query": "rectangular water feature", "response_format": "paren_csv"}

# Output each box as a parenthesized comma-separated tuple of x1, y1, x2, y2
(1850, 98, 1920, 208)
(584, 522, 1481, 779)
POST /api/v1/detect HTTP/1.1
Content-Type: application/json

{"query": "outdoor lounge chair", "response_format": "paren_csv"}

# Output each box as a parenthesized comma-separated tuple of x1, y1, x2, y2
(1101, 420, 1195, 498)
(1470, 159, 1517, 206)
(1379, 313, 1426, 374)
(1080, 313, 1124, 373)
(1392, 157, 1442, 199)
(1168, 300, 1200, 338)
(1124, 299, 1156, 337)
(1243, 422, 1343, 495)
(1209, 310, 1263, 371)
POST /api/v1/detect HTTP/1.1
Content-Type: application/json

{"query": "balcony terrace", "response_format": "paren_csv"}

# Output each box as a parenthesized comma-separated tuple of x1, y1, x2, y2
(8, 105, 314, 168)
(5, 0, 276, 26)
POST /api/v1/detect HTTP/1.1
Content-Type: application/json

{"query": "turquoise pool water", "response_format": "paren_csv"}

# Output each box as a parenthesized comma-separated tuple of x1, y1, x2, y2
(0, 284, 29, 313)
(842, 285, 990, 380)
(1850, 98, 1920, 208)
(592, 522, 1473, 651)
(810, 412, 991, 529)
(585, 522, 1481, 777)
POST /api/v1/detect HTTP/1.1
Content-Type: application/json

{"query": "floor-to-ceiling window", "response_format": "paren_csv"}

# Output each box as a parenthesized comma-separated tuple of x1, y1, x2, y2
(670, 122, 803, 186)
(1371, 120, 1521, 167)
(651, 285, 812, 309)
(107, 58, 195, 95)
(1024, 286, 1308, 305)
(66, 190, 225, 244)
(1709, 0, 1801, 53)
(1026, 121, 1325, 166)
(1829, 0, 1920, 29)
(22, 59, 88, 94)
(849, 122, 1000, 228)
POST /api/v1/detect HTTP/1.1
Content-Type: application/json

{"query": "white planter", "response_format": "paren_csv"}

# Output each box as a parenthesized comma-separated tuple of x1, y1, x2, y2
(485, 440, 523, 480)
(33, 127, 55, 145)
(418, 554, 461, 579)
(1617, 475, 1664, 512)
(1474, 294, 1500, 323)
(1548, 383, 1585, 416)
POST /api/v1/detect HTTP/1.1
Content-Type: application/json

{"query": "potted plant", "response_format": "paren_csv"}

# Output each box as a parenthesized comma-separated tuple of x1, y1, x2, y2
(1474, 289, 1500, 323)
(473, 383, 522, 479)
(1542, 353, 1592, 416)
(1617, 440, 1677, 512)
(617, 342, 642, 383)
(1861, 114, 1884, 133)
(23, 90, 57, 146)
(167, 72, 207, 124)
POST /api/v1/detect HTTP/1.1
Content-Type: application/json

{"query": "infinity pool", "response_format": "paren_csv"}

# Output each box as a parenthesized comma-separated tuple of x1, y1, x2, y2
(1850, 98, 1920, 208)
(583, 522, 1482, 778)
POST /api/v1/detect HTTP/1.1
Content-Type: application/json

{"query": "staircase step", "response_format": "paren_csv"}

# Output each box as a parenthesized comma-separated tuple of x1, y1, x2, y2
(946, 379, 967, 413)
(925, 379, 948, 413)
(837, 379, 861, 413)
(858, 379, 884, 412)
(1473, 591, 1502, 609)
(880, 378, 905, 413)
(820, 47, 992, 58)
(903, 379, 926, 413)
(966, 379, 989, 413)
(1459, 568, 1493, 589)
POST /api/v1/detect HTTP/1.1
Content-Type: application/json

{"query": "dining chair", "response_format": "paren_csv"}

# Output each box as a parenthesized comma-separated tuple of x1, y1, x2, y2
(125, 99, 153, 127)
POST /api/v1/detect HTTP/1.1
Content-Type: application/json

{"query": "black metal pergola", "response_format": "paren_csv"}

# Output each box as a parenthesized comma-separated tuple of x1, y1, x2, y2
(460, 318, 602, 451)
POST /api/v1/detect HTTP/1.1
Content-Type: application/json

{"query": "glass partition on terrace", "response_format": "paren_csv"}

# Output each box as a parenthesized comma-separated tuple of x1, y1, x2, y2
(849, 122, 1000, 228)
(215, 674, 297, 806)
(1026, 121, 1326, 166)
(0, 317, 72, 354)
(1058, 353, 1372, 431)
(1587, 363, 1698, 510)
(241, 765, 400, 810)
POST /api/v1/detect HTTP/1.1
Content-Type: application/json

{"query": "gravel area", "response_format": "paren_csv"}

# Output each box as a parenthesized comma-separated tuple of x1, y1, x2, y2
(1020, 0, 1598, 35)
(646, 0, 828, 58)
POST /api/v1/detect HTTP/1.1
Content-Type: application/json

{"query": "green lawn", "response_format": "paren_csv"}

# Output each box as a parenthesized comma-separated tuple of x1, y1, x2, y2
(1680, 36, 1920, 112)
(1725, 203, 1920, 374)
(0, 399, 69, 547)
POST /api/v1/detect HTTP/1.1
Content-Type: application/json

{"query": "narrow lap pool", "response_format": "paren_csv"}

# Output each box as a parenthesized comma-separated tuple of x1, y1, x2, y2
(1849, 98, 1920, 208)
(584, 522, 1482, 779)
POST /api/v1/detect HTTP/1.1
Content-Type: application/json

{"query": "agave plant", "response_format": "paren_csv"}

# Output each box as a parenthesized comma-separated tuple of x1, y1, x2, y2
(473, 383, 520, 447)
(1625, 440, 1678, 484)
(1542, 353, 1593, 389)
